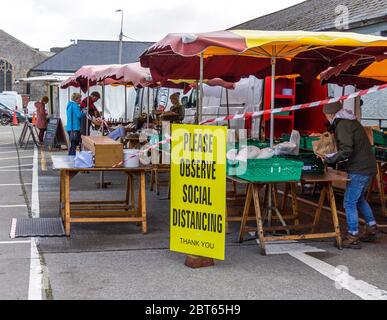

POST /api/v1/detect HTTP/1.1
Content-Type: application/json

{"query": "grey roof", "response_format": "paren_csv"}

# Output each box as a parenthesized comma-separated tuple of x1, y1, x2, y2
(32, 40, 154, 73)
(230, 0, 387, 31)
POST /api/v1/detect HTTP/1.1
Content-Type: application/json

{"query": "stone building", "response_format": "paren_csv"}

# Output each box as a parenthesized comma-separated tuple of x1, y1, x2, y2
(0, 30, 53, 102)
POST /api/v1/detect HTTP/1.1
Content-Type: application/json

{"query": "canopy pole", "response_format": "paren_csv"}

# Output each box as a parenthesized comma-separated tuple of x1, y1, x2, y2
(199, 53, 204, 123)
(147, 87, 150, 128)
(195, 82, 199, 125)
(270, 56, 276, 148)
(226, 88, 230, 129)
(101, 83, 105, 135)
(124, 86, 128, 120)
(86, 82, 90, 136)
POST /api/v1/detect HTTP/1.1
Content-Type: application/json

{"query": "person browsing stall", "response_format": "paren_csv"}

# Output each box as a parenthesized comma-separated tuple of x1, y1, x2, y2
(80, 91, 101, 135)
(34, 96, 49, 144)
(168, 92, 185, 123)
(66, 93, 85, 156)
(322, 101, 378, 249)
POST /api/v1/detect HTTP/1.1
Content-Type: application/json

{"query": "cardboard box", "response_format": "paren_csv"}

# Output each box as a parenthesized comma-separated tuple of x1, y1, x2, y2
(82, 136, 123, 167)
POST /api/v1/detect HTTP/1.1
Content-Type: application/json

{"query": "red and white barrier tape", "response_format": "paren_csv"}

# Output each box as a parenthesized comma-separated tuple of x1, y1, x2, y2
(112, 136, 172, 167)
(200, 83, 387, 125)
(95, 83, 387, 167)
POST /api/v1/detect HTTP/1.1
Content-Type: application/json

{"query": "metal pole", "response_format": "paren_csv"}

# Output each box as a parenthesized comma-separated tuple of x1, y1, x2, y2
(226, 88, 230, 129)
(270, 56, 276, 148)
(195, 83, 199, 125)
(117, 10, 124, 64)
(147, 87, 150, 127)
(124, 85, 128, 120)
(199, 53, 204, 123)
(101, 84, 105, 135)
(87, 82, 90, 136)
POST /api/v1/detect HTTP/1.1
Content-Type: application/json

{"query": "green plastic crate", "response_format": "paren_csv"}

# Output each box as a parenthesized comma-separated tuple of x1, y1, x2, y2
(374, 146, 387, 161)
(373, 129, 387, 146)
(283, 153, 324, 174)
(304, 136, 320, 150)
(237, 158, 303, 182)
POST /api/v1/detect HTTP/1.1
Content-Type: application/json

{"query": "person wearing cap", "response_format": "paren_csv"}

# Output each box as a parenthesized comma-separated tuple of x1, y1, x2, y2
(322, 101, 378, 249)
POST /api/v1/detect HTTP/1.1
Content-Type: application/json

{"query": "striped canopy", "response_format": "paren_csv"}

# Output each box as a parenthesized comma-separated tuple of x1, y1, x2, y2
(140, 30, 387, 84)
(320, 58, 387, 88)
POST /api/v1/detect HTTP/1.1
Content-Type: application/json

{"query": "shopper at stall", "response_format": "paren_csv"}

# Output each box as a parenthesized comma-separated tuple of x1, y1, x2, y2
(35, 96, 49, 144)
(322, 101, 378, 249)
(66, 93, 85, 156)
(80, 91, 101, 135)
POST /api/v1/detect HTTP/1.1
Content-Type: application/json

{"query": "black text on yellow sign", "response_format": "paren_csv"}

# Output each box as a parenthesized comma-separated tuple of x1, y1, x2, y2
(170, 124, 226, 260)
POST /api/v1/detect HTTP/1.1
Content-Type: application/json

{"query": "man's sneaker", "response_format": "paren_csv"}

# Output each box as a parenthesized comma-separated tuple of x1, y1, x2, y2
(337, 233, 361, 249)
(360, 225, 378, 243)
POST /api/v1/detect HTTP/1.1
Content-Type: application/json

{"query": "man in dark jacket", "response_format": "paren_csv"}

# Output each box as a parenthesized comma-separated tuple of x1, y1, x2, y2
(323, 101, 378, 249)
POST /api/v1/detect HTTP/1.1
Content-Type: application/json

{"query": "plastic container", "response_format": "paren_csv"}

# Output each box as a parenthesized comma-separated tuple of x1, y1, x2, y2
(237, 158, 303, 182)
(123, 149, 140, 168)
(373, 129, 387, 146)
(282, 88, 293, 96)
(284, 153, 324, 174)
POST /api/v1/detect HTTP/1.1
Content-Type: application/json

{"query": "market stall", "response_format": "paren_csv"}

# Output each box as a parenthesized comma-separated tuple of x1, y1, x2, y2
(140, 29, 387, 255)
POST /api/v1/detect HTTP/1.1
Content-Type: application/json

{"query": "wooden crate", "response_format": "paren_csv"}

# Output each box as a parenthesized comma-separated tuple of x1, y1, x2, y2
(82, 136, 123, 167)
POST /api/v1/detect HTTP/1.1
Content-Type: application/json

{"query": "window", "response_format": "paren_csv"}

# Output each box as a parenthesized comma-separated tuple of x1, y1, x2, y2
(0, 59, 13, 92)
(381, 30, 387, 37)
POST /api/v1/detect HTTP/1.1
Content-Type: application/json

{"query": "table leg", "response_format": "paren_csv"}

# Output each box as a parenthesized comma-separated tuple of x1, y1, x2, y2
(327, 183, 342, 249)
(238, 184, 253, 243)
(60, 170, 64, 222)
(272, 184, 279, 209)
(64, 170, 71, 237)
(311, 186, 327, 233)
(376, 162, 386, 217)
(252, 185, 266, 255)
(281, 183, 289, 211)
(290, 183, 299, 226)
(140, 171, 147, 234)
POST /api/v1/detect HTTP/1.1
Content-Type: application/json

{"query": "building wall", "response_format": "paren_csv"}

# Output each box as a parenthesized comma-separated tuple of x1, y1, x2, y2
(0, 30, 49, 102)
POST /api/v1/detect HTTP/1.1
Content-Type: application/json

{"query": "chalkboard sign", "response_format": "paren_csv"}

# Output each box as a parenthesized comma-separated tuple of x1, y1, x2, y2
(19, 120, 39, 148)
(44, 118, 68, 150)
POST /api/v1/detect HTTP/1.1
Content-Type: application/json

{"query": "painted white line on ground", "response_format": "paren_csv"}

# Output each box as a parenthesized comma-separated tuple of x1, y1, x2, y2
(249, 233, 387, 300)
(0, 156, 33, 161)
(0, 150, 30, 154)
(290, 252, 387, 300)
(0, 169, 33, 172)
(0, 183, 32, 186)
(0, 241, 31, 245)
(10, 218, 16, 239)
(0, 164, 32, 169)
(0, 205, 27, 208)
(28, 146, 42, 300)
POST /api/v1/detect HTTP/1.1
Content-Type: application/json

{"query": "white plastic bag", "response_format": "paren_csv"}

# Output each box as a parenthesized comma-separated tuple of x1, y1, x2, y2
(256, 148, 275, 159)
(275, 130, 300, 156)
(236, 145, 260, 161)
(74, 151, 94, 168)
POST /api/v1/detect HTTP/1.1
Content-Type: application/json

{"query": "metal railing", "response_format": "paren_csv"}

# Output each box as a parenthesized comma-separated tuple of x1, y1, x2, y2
(361, 118, 387, 128)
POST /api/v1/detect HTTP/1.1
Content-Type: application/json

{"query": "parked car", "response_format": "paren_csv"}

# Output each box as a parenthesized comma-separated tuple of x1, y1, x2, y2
(26, 101, 36, 120)
(0, 91, 24, 111)
(0, 102, 26, 123)
(0, 104, 13, 125)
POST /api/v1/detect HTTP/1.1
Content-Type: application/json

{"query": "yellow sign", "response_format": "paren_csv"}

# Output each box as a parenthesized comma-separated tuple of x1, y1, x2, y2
(170, 124, 227, 260)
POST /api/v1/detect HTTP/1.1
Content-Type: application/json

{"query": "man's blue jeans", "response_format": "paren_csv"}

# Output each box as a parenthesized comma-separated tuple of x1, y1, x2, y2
(344, 173, 377, 235)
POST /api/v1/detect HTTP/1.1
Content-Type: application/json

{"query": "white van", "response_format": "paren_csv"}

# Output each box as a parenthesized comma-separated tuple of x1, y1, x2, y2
(0, 91, 24, 111)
